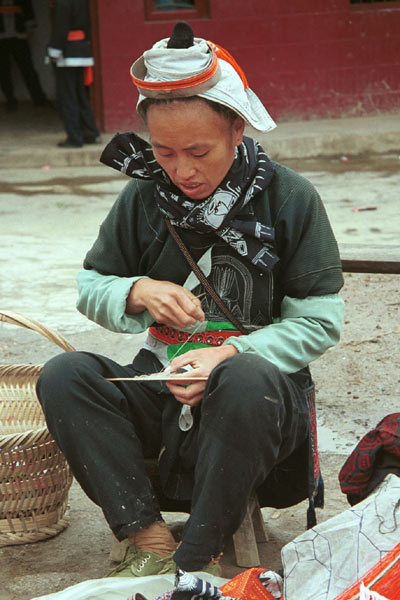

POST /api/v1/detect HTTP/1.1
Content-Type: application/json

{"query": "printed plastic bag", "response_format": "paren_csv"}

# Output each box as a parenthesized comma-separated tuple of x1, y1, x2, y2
(282, 473, 400, 600)
(334, 541, 400, 599)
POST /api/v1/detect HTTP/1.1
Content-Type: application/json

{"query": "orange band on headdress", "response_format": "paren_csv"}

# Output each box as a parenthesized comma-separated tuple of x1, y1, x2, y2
(207, 41, 249, 90)
(130, 41, 248, 94)
(130, 44, 219, 93)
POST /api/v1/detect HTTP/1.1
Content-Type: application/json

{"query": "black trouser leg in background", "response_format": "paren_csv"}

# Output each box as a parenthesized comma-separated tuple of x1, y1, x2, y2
(75, 72, 100, 140)
(55, 67, 83, 145)
(10, 38, 46, 105)
(55, 67, 99, 146)
(0, 39, 15, 103)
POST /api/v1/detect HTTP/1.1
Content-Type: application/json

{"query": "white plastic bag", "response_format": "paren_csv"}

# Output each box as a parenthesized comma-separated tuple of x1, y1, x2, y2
(31, 572, 228, 600)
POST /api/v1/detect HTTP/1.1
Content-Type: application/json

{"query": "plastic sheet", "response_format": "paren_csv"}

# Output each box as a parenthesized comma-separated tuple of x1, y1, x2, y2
(31, 573, 228, 600)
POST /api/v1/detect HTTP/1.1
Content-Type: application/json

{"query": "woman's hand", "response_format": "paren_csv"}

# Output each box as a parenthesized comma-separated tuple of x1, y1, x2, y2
(166, 345, 238, 407)
(126, 278, 205, 329)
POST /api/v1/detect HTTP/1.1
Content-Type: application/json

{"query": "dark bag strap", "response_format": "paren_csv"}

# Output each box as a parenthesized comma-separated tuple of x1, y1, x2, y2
(165, 218, 249, 335)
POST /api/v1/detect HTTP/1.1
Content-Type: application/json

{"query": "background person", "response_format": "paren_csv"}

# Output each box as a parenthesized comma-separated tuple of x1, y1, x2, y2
(0, 0, 47, 110)
(47, 0, 100, 148)
(37, 23, 345, 577)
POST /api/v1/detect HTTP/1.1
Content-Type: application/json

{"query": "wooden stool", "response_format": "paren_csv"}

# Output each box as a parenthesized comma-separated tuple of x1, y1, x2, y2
(110, 485, 268, 568)
(232, 491, 268, 567)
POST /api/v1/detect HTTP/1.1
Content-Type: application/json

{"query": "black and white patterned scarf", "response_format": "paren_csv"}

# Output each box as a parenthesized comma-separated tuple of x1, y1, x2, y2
(100, 132, 279, 273)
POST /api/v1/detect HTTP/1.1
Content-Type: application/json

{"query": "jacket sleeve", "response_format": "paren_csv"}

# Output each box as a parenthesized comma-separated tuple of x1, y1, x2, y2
(224, 293, 344, 374)
(47, 0, 70, 57)
(76, 268, 154, 333)
(21, 0, 37, 32)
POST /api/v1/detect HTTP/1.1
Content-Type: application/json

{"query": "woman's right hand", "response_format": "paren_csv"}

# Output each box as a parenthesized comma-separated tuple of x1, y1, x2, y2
(126, 278, 205, 329)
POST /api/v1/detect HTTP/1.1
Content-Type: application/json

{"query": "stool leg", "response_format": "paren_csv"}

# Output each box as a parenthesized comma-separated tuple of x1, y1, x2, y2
(232, 500, 260, 568)
(252, 498, 269, 543)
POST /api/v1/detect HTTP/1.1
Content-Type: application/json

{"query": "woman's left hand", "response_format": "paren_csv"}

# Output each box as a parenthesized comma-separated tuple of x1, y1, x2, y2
(166, 345, 238, 407)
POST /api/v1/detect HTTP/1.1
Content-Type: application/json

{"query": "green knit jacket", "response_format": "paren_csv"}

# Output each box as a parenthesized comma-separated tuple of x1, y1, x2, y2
(77, 161, 344, 375)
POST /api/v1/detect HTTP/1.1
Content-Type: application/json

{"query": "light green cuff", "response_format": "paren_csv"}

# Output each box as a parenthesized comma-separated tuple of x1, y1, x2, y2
(223, 294, 345, 374)
(76, 269, 154, 333)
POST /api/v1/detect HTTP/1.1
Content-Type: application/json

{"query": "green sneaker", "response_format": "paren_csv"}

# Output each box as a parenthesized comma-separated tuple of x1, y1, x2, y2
(107, 546, 176, 578)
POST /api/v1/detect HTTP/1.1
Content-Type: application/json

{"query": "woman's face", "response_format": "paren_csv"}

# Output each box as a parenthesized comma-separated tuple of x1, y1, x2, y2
(146, 99, 244, 200)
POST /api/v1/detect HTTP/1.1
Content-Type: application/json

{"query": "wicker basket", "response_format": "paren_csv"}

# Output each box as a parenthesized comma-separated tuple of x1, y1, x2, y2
(0, 310, 75, 546)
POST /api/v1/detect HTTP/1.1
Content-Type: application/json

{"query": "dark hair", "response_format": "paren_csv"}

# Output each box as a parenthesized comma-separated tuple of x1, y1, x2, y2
(138, 96, 240, 126)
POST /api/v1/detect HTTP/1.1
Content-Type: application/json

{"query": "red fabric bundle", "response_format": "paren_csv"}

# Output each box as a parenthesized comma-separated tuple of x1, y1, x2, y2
(339, 413, 400, 503)
(220, 567, 277, 600)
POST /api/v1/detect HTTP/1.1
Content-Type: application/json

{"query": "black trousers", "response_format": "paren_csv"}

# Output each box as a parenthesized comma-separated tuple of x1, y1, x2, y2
(0, 37, 46, 105)
(55, 66, 99, 146)
(37, 349, 310, 571)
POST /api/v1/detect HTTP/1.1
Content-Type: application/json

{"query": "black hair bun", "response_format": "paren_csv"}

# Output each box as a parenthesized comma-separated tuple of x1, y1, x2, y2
(167, 22, 194, 49)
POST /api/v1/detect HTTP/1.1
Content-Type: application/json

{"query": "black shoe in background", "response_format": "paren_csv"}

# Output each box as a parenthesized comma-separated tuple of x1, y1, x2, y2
(84, 135, 102, 144)
(57, 139, 83, 148)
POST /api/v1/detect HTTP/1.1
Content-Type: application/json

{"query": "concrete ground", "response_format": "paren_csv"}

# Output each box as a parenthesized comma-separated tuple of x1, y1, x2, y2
(0, 103, 399, 600)
(1, 102, 400, 169)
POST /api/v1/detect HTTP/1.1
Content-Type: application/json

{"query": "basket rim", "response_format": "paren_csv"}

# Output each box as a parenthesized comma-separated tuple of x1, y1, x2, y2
(0, 310, 75, 353)
(0, 425, 50, 447)
(0, 362, 43, 372)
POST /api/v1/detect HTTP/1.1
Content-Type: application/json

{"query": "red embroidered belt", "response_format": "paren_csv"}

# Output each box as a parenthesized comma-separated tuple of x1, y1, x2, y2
(67, 30, 85, 41)
(149, 325, 242, 347)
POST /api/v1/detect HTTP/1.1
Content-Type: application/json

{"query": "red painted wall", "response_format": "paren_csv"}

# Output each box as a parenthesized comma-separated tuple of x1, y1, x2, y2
(96, 0, 400, 132)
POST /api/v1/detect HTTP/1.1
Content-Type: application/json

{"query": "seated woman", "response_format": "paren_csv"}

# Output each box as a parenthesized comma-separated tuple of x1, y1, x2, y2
(37, 22, 344, 577)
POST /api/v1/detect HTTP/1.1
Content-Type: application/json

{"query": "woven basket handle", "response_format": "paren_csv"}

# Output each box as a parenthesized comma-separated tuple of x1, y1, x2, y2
(0, 310, 75, 353)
